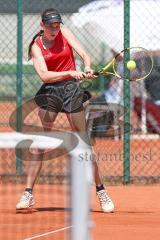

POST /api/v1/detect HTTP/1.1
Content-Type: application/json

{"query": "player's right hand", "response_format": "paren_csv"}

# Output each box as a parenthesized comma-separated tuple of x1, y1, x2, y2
(68, 71, 86, 80)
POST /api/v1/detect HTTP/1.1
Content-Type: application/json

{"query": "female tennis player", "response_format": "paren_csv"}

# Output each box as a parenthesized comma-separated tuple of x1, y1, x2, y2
(16, 8, 114, 213)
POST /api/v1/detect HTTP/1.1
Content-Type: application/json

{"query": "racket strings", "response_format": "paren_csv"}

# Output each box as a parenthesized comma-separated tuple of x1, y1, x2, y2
(114, 48, 153, 81)
(130, 49, 152, 80)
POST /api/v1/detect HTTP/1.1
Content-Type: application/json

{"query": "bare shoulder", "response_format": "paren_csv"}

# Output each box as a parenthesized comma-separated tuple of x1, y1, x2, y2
(61, 26, 75, 39)
(61, 26, 84, 53)
(31, 42, 42, 57)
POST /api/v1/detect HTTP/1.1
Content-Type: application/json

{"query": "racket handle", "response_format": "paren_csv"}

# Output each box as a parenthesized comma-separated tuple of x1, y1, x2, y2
(93, 71, 100, 76)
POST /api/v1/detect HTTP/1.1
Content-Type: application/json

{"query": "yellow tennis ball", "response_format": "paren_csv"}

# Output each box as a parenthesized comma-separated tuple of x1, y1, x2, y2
(127, 60, 136, 70)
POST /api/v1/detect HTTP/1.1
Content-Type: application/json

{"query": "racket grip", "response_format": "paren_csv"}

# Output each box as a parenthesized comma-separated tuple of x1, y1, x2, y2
(93, 71, 100, 76)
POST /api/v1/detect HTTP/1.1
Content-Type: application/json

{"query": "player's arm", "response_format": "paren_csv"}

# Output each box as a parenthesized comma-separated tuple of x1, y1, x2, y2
(31, 43, 85, 83)
(62, 27, 94, 76)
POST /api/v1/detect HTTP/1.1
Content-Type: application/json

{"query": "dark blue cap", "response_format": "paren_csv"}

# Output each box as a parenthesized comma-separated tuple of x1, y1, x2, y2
(42, 13, 63, 24)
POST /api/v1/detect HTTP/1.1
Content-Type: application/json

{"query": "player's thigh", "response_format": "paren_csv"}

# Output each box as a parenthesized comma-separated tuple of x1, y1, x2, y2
(38, 108, 58, 129)
(67, 110, 86, 132)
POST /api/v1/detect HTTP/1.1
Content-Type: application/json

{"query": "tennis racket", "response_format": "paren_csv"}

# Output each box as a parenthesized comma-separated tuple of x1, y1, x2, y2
(93, 47, 154, 82)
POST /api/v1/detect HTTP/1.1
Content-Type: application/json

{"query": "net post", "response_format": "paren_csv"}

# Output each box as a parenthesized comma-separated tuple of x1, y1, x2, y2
(123, 0, 130, 184)
(70, 133, 93, 240)
(16, 0, 23, 175)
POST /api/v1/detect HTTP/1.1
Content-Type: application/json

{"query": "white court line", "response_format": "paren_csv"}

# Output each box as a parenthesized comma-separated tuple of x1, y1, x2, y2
(24, 225, 72, 240)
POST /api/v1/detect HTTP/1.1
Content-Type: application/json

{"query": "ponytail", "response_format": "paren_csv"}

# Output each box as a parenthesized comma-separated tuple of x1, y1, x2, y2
(28, 30, 44, 60)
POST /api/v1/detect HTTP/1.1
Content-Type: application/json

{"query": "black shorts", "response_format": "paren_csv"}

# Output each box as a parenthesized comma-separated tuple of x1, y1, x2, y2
(34, 78, 92, 113)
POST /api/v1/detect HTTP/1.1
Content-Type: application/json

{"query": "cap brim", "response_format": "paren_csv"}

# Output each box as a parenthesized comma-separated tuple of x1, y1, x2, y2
(43, 17, 63, 24)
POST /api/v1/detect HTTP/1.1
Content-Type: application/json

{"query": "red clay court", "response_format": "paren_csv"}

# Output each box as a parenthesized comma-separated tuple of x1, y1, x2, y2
(0, 184, 160, 240)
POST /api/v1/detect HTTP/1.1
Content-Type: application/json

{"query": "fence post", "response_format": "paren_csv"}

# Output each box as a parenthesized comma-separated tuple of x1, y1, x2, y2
(99, 42, 106, 92)
(16, 0, 23, 175)
(123, 0, 130, 183)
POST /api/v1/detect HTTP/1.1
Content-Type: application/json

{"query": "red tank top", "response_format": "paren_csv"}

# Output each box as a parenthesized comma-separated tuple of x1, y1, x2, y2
(35, 31, 76, 81)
